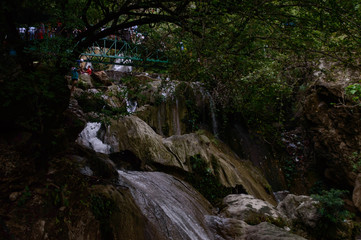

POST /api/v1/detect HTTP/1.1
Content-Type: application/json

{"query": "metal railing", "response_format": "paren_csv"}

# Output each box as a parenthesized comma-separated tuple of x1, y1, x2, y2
(80, 38, 168, 65)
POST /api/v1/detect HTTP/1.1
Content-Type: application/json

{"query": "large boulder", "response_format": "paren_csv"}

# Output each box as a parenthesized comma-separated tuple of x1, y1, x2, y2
(206, 216, 306, 240)
(136, 80, 219, 137)
(220, 194, 286, 225)
(92, 71, 112, 86)
(78, 73, 94, 89)
(245, 222, 307, 240)
(103, 116, 275, 204)
(277, 194, 320, 228)
(91, 184, 166, 240)
(352, 173, 361, 212)
(302, 80, 361, 188)
(103, 85, 126, 109)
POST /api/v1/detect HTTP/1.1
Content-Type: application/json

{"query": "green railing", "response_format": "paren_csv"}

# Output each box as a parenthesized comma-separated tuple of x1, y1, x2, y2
(80, 38, 168, 65)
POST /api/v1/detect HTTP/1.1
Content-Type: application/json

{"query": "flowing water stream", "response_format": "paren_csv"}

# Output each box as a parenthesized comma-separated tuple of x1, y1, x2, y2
(117, 170, 215, 240)
(76, 122, 111, 154)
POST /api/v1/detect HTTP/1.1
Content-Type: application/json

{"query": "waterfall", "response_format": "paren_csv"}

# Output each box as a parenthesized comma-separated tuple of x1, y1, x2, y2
(194, 83, 219, 138)
(160, 81, 176, 98)
(157, 108, 163, 135)
(172, 98, 181, 135)
(113, 54, 133, 72)
(206, 93, 219, 138)
(76, 122, 111, 154)
(126, 98, 137, 113)
(117, 170, 213, 240)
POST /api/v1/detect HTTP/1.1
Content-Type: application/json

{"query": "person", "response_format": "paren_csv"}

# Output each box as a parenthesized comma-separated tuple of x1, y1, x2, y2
(18, 27, 26, 39)
(86, 66, 92, 75)
(28, 26, 36, 40)
(71, 66, 80, 92)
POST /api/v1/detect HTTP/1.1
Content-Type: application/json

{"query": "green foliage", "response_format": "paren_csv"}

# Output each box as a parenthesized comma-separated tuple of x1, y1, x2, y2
(311, 189, 354, 239)
(75, 91, 127, 122)
(184, 99, 200, 132)
(312, 189, 352, 225)
(349, 151, 361, 172)
(281, 157, 297, 187)
(174, 82, 201, 132)
(185, 155, 232, 205)
(346, 84, 361, 103)
(45, 184, 71, 208)
(309, 180, 327, 195)
(121, 75, 150, 106)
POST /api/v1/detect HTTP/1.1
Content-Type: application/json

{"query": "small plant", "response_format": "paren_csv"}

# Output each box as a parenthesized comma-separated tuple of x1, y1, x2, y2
(311, 189, 354, 239)
(281, 156, 297, 187)
(348, 151, 361, 172)
(346, 84, 361, 103)
(312, 189, 351, 224)
(183, 99, 200, 132)
(45, 184, 71, 207)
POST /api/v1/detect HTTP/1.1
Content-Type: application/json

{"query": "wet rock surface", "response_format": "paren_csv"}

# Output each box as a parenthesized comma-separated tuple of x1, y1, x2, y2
(220, 194, 285, 223)
(102, 116, 275, 203)
(302, 81, 361, 188)
(277, 194, 320, 228)
(118, 170, 215, 240)
(206, 216, 307, 240)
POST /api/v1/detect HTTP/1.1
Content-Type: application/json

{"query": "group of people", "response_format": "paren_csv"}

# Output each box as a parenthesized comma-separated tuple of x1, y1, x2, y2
(18, 23, 146, 44)
(17, 22, 63, 40)
(71, 60, 93, 92)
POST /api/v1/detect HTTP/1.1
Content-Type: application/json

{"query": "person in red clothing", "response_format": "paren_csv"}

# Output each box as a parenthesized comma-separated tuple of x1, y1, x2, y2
(86, 66, 92, 75)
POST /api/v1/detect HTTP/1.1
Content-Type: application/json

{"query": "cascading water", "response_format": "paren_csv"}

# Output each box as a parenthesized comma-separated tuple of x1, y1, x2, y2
(206, 93, 219, 138)
(157, 108, 163, 136)
(76, 122, 111, 154)
(117, 170, 214, 240)
(191, 82, 219, 137)
(126, 98, 137, 113)
(173, 98, 181, 135)
(160, 81, 176, 98)
(113, 54, 132, 72)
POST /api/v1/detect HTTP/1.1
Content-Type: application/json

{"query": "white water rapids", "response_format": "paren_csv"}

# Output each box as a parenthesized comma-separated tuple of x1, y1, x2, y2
(113, 54, 133, 72)
(76, 122, 111, 154)
(117, 170, 214, 240)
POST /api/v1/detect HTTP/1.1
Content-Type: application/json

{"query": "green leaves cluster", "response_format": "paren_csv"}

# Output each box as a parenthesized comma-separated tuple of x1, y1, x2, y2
(311, 189, 355, 239)
(348, 151, 361, 172)
(346, 84, 361, 103)
(312, 189, 351, 225)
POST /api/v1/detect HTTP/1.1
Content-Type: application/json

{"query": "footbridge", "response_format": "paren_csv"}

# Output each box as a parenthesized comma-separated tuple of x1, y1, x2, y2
(80, 38, 168, 66)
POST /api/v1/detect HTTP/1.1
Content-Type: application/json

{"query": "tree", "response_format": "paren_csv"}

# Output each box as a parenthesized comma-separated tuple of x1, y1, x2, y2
(1, 0, 361, 147)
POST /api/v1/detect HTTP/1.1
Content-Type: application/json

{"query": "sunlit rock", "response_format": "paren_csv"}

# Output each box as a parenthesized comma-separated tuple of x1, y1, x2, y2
(277, 194, 320, 228)
(104, 116, 275, 204)
(220, 194, 286, 224)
